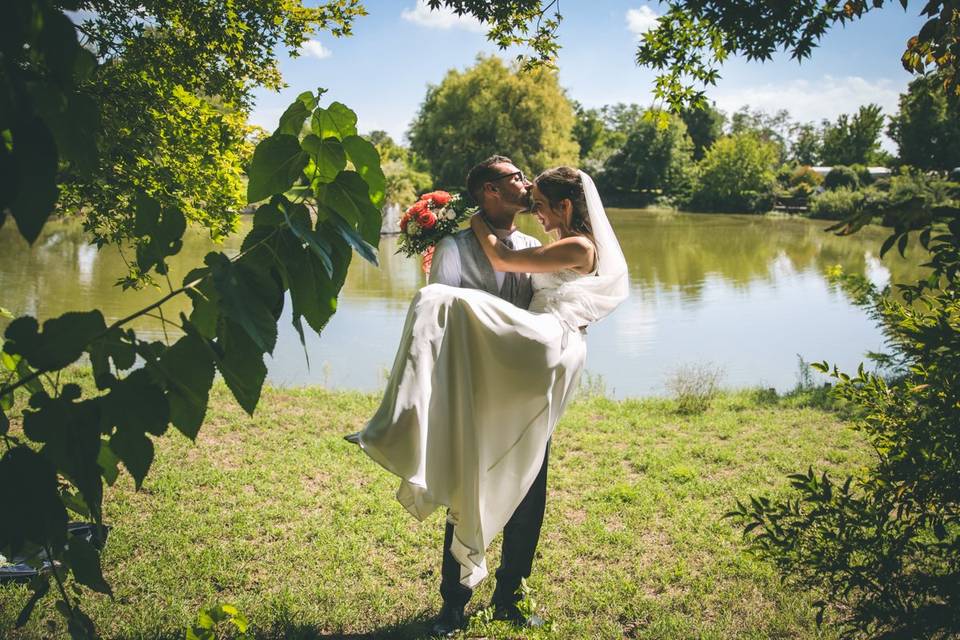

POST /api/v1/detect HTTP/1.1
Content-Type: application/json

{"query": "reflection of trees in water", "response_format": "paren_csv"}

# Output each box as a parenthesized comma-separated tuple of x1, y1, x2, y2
(603, 210, 927, 301)
(0, 213, 929, 328)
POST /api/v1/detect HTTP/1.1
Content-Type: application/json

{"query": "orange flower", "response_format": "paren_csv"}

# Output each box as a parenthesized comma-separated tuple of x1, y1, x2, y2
(417, 208, 437, 229)
(429, 191, 452, 206)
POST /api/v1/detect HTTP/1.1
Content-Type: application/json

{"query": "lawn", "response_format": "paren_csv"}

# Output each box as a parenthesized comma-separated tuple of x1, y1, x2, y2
(0, 382, 869, 639)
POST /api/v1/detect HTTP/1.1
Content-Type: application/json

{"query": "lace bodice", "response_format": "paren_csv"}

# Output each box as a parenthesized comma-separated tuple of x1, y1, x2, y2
(528, 268, 593, 316)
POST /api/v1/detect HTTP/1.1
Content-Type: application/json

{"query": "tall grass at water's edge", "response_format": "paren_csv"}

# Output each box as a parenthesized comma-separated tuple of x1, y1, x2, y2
(1, 376, 866, 639)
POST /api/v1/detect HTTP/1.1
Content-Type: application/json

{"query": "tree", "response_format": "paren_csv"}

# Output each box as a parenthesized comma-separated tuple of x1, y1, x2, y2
(572, 102, 607, 162)
(635, 1, 960, 112)
(680, 101, 725, 160)
(821, 104, 886, 166)
(791, 122, 823, 166)
(408, 55, 579, 188)
(888, 75, 960, 171)
(729, 107, 792, 162)
(689, 133, 779, 212)
(600, 113, 696, 198)
(45, 0, 365, 256)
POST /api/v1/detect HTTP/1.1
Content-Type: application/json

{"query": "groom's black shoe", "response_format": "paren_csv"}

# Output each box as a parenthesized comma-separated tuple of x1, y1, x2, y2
(343, 431, 361, 445)
(430, 603, 466, 637)
(491, 602, 545, 628)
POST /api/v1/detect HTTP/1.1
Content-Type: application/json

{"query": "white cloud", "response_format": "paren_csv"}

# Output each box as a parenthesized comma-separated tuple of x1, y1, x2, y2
(300, 39, 331, 59)
(711, 75, 904, 151)
(712, 75, 901, 124)
(626, 6, 660, 38)
(401, 0, 486, 33)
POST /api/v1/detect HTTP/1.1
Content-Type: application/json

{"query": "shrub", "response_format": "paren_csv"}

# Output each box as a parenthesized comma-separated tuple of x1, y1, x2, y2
(688, 133, 779, 213)
(823, 165, 859, 190)
(849, 163, 874, 186)
(665, 363, 724, 414)
(791, 165, 824, 188)
(808, 187, 863, 219)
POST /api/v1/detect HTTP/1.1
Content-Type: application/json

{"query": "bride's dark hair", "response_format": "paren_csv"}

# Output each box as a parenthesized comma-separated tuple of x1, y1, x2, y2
(534, 167, 593, 238)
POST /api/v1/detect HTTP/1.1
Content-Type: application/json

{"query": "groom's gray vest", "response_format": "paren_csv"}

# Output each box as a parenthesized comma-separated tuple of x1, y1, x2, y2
(451, 228, 536, 309)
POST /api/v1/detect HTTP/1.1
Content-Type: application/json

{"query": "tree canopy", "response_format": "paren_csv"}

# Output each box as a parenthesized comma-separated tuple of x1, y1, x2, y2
(408, 55, 579, 188)
(820, 104, 886, 166)
(888, 74, 960, 171)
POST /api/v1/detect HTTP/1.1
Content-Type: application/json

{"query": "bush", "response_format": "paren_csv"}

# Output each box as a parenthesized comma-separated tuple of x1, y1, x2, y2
(730, 179, 960, 638)
(687, 133, 778, 213)
(823, 165, 859, 190)
(665, 363, 724, 414)
(790, 165, 824, 188)
(808, 187, 863, 219)
(849, 163, 874, 186)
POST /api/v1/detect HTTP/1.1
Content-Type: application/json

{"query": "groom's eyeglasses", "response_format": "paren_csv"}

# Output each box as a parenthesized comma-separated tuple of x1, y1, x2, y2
(491, 170, 525, 183)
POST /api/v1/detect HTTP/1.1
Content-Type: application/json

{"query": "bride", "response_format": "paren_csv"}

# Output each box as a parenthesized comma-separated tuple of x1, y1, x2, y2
(358, 167, 628, 591)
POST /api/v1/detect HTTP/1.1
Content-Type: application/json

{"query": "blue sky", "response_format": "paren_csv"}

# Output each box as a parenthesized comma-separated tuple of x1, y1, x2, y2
(249, 1, 928, 148)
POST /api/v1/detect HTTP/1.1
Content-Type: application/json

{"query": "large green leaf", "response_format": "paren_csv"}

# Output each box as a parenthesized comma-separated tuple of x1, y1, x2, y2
(184, 265, 220, 340)
(4, 311, 106, 371)
(206, 253, 278, 354)
(64, 536, 112, 596)
(0, 446, 68, 555)
(246, 134, 308, 204)
(324, 213, 379, 267)
(274, 91, 318, 136)
(23, 391, 104, 522)
(87, 327, 137, 389)
(278, 230, 341, 335)
(157, 331, 215, 440)
(109, 427, 153, 490)
(281, 199, 334, 278)
(343, 135, 386, 207)
(9, 116, 59, 245)
(100, 369, 170, 437)
(315, 170, 382, 248)
(301, 134, 346, 184)
(311, 102, 358, 140)
(214, 319, 267, 415)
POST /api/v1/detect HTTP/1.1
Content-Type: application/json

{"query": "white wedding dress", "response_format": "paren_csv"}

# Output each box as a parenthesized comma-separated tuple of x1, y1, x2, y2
(358, 171, 628, 588)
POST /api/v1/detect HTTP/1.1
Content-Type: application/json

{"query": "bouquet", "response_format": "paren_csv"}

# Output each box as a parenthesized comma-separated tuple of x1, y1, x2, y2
(397, 190, 475, 272)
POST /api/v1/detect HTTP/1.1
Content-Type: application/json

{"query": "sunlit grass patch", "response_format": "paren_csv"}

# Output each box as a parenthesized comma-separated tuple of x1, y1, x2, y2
(1, 383, 869, 639)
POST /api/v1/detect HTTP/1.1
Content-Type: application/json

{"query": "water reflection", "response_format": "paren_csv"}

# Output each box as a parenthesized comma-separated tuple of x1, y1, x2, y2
(0, 211, 925, 397)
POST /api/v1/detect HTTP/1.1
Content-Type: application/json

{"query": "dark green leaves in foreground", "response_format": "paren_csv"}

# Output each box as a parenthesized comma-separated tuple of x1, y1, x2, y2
(0, 88, 385, 636)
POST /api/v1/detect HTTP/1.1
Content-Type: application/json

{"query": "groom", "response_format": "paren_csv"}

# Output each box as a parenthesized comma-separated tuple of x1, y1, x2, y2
(427, 155, 548, 636)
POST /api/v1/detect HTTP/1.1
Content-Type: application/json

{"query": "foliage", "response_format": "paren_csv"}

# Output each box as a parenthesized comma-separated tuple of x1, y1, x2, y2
(688, 133, 779, 213)
(888, 74, 960, 172)
(368, 132, 432, 207)
(572, 102, 608, 162)
(665, 362, 724, 415)
(729, 163, 960, 637)
(0, 84, 384, 637)
(790, 165, 825, 188)
(598, 112, 696, 199)
(824, 166, 860, 191)
(37, 0, 366, 256)
(408, 55, 578, 188)
(808, 187, 864, 220)
(791, 123, 823, 166)
(635, 1, 960, 112)
(186, 603, 251, 640)
(729, 107, 792, 162)
(820, 104, 886, 166)
(680, 101, 725, 160)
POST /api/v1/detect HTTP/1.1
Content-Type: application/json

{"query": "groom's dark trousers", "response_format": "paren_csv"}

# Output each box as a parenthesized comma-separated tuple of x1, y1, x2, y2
(440, 442, 550, 608)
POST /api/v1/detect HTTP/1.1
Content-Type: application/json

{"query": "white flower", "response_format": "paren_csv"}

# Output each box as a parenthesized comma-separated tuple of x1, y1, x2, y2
(445, 209, 456, 220)
(407, 220, 421, 235)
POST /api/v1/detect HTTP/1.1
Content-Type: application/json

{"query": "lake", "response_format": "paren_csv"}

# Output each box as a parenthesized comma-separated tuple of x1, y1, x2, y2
(0, 210, 925, 398)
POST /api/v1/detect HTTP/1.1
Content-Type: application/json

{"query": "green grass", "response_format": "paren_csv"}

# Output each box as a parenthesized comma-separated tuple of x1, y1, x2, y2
(0, 382, 869, 639)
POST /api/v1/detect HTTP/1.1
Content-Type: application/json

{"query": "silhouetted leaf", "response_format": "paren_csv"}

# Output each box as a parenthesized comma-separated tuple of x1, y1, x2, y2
(101, 369, 170, 437)
(64, 536, 111, 596)
(157, 332, 215, 440)
(8, 116, 59, 244)
(109, 427, 153, 489)
(214, 319, 267, 415)
(207, 252, 278, 354)
(4, 311, 106, 371)
(0, 446, 68, 555)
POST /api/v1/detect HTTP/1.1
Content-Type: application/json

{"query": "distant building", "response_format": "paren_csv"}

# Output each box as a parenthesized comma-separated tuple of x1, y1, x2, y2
(809, 166, 892, 178)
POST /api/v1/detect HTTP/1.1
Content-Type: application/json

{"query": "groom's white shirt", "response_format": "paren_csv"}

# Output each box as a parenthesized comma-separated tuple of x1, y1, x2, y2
(429, 227, 539, 288)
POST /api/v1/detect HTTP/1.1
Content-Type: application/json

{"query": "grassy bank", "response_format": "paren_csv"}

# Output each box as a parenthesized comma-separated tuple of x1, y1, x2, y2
(0, 382, 869, 639)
